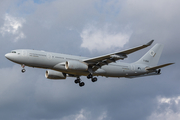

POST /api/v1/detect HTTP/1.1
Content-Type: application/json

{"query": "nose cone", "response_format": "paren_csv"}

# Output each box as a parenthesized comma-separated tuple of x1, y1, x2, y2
(5, 52, 21, 63)
(5, 53, 13, 60)
(5, 53, 10, 59)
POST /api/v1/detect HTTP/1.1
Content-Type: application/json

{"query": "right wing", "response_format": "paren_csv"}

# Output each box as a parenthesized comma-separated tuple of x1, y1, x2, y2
(83, 40, 154, 71)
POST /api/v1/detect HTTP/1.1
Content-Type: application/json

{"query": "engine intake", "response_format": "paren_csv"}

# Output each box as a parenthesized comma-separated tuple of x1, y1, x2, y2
(65, 60, 88, 71)
(45, 70, 66, 79)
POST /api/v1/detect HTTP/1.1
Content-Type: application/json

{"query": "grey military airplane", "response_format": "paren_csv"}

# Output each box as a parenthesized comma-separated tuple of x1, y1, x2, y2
(5, 40, 174, 87)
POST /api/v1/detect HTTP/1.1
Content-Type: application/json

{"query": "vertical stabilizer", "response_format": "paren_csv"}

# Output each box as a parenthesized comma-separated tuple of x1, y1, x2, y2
(135, 44, 164, 67)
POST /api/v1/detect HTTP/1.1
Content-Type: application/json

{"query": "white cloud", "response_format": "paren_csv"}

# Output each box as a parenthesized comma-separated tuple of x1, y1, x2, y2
(147, 109, 180, 120)
(147, 96, 180, 120)
(97, 111, 107, 120)
(74, 109, 89, 120)
(158, 96, 180, 105)
(60, 109, 90, 120)
(80, 24, 132, 52)
(61, 109, 108, 120)
(0, 14, 26, 42)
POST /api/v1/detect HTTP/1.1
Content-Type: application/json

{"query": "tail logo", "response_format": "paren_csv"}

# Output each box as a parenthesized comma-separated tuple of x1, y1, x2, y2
(150, 50, 156, 57)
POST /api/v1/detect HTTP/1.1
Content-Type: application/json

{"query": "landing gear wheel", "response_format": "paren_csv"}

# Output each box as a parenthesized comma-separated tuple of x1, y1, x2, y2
(21, 69, 26, 73)
(92, 77, 97, 82)
(87, 74, 93, 79)
(21, 64, 26, 73)
(74, 79, 80, 84)
(79, 82, 85, 87)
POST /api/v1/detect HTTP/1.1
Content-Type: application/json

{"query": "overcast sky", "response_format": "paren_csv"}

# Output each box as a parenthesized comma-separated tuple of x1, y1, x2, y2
(0, 0, 180, 120)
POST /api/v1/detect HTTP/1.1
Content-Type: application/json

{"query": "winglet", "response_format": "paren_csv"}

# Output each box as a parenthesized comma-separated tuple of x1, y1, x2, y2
(145, 40, 154, 46)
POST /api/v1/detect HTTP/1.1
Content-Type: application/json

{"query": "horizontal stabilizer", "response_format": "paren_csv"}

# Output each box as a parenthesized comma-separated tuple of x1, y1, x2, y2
(126, 72, 161, 78)
(146, 63, 174, 71)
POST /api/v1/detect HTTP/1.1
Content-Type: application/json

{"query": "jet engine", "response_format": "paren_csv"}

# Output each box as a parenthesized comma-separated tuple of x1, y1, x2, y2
(45, 70, 66, 79)
(65, 60, 88, 71)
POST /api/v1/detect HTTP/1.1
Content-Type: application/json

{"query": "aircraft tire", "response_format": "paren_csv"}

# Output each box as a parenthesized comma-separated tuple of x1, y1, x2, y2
(79, 82, 85, 87)
(21, 69, 26, 73)
(74, 80, 79, 84)
(75, 78, 81, 84)
(87, 74, 93, 79)
(92, 77, 97, 82)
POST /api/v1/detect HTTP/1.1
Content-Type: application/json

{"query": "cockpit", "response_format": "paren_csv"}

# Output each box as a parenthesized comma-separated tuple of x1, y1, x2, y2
(11, 51, 16, 53)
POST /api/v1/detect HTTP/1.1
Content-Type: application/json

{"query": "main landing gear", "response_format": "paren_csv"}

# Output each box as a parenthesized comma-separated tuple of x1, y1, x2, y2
(74, 74, 98, 87)
(74, 77, 85, 87)
(87, 73, 98, 82)
(21, 64, 26, 73)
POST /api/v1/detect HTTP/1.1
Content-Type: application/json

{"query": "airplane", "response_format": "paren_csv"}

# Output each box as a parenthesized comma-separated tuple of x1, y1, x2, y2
(5, 40, 174, 87)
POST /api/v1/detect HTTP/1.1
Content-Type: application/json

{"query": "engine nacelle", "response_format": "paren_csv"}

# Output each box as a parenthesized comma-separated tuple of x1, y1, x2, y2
(45, 70, 66, 79)
(65, 60, 88, 71)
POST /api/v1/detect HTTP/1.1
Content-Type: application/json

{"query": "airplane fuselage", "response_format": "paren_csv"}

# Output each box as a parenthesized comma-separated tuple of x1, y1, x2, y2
(5, 49, 147, 77)
(6, 41, 174, 87)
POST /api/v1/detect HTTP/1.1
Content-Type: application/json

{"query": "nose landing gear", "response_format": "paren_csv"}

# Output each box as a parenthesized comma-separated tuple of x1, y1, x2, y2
(21, 64, 26, 73)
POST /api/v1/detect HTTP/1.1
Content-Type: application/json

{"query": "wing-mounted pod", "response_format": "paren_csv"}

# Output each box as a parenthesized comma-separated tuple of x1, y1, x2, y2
(45, 70, 66, 79)
(65, 60, 88, 71)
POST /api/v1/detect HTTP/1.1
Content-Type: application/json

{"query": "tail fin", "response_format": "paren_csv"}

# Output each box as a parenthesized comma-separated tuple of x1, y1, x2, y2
(135, 44, 164, 67)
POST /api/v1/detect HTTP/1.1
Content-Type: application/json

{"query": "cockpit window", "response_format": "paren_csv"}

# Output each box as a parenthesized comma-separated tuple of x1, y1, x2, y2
(11, 51, 16, 53)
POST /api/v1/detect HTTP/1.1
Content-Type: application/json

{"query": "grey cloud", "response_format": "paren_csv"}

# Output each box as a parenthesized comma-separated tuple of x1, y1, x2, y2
(0, 0, 180, 120)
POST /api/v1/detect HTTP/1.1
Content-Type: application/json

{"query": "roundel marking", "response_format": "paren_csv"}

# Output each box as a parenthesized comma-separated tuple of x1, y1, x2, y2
(150, 50, 155, 56)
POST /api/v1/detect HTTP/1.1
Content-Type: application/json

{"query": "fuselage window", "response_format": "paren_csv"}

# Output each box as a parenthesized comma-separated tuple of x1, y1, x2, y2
(11, 51, 16, 53)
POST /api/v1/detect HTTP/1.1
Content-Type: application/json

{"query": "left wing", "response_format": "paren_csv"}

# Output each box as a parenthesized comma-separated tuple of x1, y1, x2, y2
(83, 40, 154, 70)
